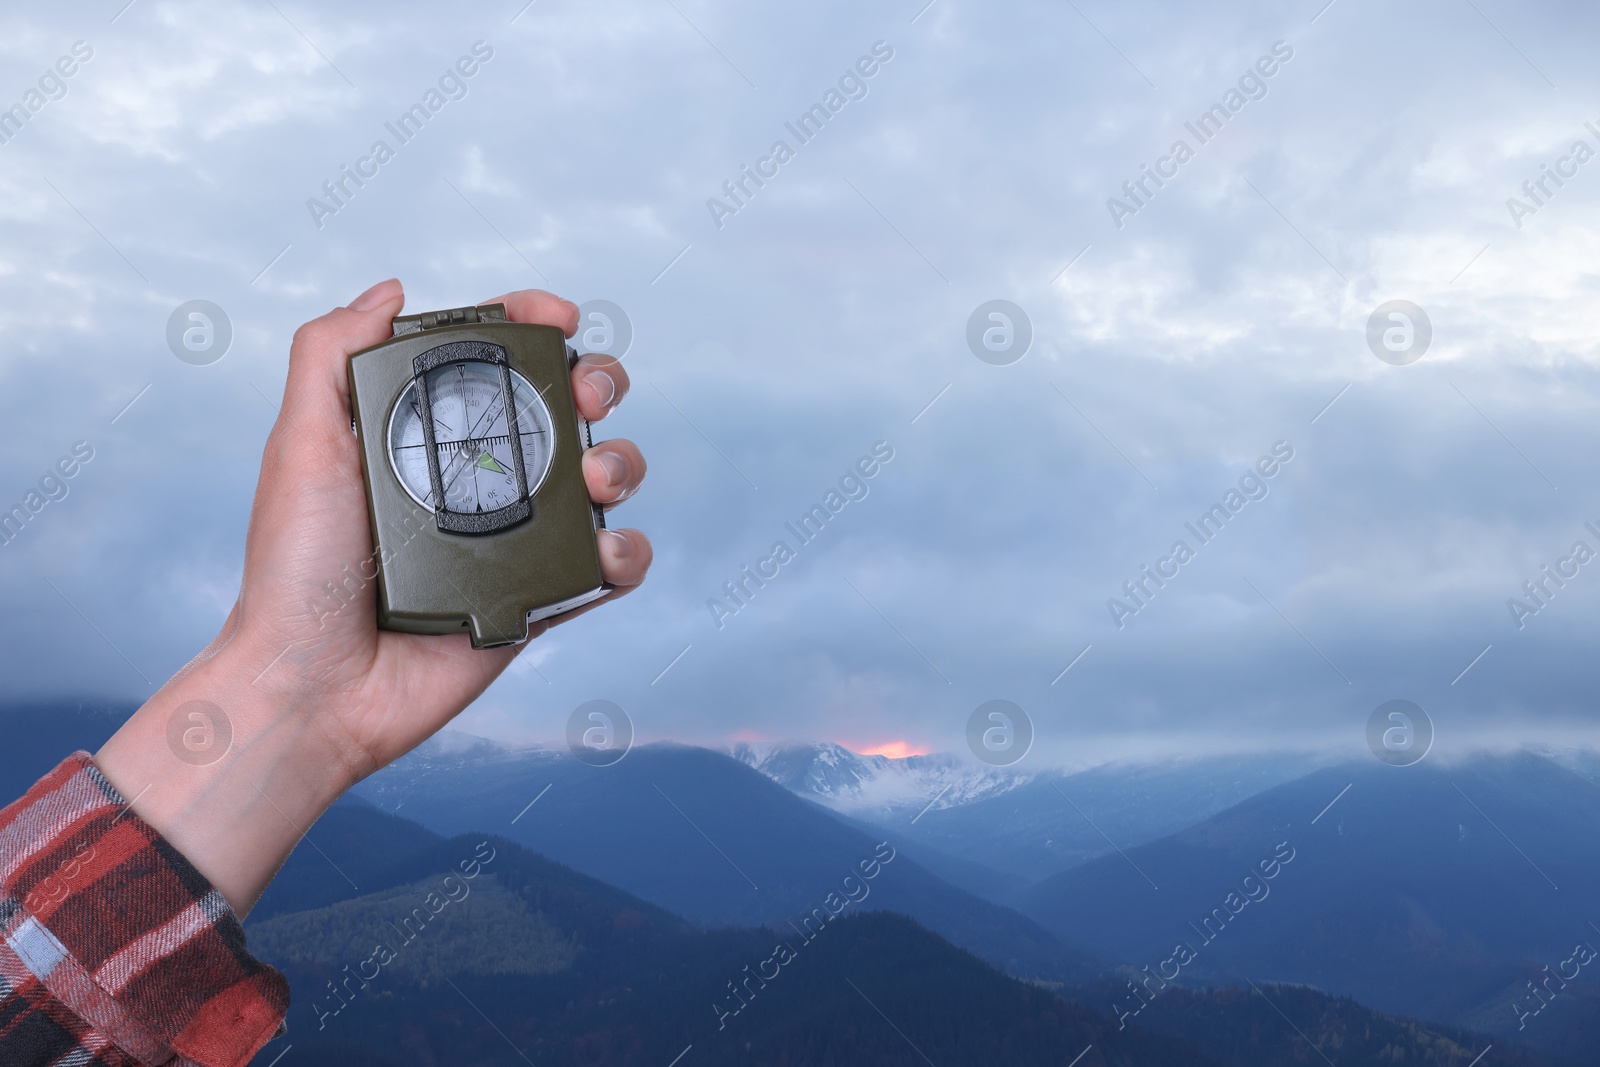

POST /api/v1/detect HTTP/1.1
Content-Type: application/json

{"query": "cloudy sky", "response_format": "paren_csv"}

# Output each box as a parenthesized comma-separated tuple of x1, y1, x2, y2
(3, 0, 1599, 766)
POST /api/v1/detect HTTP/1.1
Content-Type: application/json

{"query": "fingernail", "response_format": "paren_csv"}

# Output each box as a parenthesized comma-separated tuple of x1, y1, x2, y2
(596, 450, 629, 487)
(350, 278, 401, 311)
(602, 529, 633, 558)
(582, 369, 616, 409)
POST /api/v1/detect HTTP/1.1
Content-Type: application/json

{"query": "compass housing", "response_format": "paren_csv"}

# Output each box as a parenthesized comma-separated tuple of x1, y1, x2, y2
(348, 306, 609, 649)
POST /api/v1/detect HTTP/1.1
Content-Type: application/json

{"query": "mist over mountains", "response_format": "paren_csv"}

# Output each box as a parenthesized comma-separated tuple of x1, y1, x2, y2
(728, 739, 1336, 885)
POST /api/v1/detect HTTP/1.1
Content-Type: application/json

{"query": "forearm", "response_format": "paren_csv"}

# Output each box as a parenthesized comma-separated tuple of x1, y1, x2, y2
(94, 632, 359, 919)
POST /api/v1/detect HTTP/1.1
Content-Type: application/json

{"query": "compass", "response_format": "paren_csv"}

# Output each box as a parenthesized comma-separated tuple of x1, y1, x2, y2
(386, 354, 554, 525)
(348, 303, 609, 649)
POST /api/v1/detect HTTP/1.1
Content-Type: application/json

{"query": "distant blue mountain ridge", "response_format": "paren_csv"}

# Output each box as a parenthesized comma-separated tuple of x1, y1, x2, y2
(0, 704, 1593, 1063)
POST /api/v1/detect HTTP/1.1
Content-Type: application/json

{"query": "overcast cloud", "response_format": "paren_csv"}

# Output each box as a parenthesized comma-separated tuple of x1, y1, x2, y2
(2, 0, 1599, 766)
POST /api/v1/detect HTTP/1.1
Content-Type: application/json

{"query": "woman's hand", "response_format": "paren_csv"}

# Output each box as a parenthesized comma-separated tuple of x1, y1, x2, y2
(95, 279, 650, 916)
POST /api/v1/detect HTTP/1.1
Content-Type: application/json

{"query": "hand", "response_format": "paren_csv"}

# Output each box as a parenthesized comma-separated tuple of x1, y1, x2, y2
(95, 280, 651, 916)
(230, 279, 650, 775)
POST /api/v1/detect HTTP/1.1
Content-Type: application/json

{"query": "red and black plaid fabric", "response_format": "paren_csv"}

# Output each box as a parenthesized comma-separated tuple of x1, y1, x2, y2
(0, 753, 288, 1066)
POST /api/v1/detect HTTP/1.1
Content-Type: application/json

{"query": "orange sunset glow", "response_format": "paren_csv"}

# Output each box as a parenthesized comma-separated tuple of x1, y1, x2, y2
(852, 740, 930, 759)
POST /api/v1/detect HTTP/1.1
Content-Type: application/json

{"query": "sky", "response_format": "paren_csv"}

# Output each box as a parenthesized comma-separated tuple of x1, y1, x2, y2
(3, 0, 1600, 766)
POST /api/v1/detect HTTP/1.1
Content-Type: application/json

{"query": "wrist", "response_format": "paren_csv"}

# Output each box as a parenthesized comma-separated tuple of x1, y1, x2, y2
(95, 630, 362, 917)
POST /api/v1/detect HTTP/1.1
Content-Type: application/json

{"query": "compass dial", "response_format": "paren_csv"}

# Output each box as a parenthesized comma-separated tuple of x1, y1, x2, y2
(387, 360, 555, 513)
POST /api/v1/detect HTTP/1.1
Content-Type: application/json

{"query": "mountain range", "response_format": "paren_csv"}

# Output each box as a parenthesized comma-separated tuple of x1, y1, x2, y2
(351, 733, 1600, 1061)
(0, 704, 1587, 1065)
(352, 738, 1107, 983)
(1017, 753, 1600, 1062)
(247, 801, 1216, 1066)
(248, 795, 1561, 1067)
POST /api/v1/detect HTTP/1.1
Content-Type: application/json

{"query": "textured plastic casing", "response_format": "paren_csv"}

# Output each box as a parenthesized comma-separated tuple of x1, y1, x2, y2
(348, 317, 608, 649)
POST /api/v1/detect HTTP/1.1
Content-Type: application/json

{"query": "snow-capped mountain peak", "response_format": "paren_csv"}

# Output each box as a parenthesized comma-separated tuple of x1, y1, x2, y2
(728, 741, 1029, 817)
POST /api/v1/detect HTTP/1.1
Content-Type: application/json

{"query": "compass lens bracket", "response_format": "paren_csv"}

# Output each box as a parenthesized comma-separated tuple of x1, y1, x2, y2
(412, 341, 532, 535)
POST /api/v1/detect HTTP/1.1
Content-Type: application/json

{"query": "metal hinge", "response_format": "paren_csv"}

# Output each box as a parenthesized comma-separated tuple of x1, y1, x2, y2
(391, 302, 509, 337)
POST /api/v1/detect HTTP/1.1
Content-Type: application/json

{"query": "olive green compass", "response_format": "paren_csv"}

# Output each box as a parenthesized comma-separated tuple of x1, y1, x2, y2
(348, 303, 609, 648)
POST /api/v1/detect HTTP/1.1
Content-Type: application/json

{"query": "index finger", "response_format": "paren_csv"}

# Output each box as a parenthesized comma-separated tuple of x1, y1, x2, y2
(480, 289, 580, 336)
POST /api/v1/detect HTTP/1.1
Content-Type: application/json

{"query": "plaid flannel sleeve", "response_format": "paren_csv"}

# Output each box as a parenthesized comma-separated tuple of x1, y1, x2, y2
(0, 752, 289, 1067)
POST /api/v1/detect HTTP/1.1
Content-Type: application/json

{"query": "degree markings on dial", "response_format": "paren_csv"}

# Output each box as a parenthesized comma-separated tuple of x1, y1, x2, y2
(410, 395, 453, 435)
(391, 362, 553, 511)
(437, 387, 509, 508)
(430, 366, 501, 504)
(394, 429, 547, 450)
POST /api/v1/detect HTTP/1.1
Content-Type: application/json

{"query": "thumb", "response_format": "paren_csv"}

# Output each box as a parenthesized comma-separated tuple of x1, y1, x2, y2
(282, 278, 407, 425)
